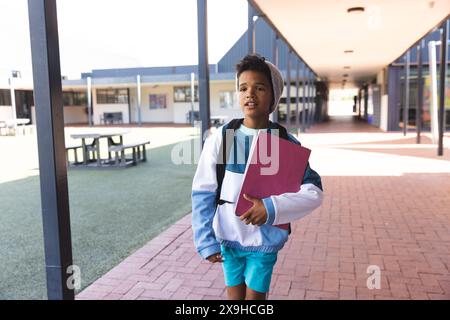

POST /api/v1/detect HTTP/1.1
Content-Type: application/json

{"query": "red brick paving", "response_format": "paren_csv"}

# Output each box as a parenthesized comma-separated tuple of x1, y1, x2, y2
(77, 116, 450, 300)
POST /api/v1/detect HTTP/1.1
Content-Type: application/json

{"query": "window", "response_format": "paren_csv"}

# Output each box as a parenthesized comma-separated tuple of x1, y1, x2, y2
(0, 89, 11, 106)
(149, 94, 167, 109)
(96, 89, 129, 104)
(63, 91, 87, 106)
(219, 91, 237, 109)
(11, 70, 21, 78)
(174, 86, 198, 102)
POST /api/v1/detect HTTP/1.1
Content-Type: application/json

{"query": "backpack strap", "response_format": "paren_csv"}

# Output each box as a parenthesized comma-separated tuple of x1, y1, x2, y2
(215, 118, 244, 207)
(268, 121, 289, 140)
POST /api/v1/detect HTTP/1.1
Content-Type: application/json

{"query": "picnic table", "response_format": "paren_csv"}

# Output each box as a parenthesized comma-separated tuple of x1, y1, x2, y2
(66, 130, 125, 167)
(67, 130, 149, 169)
(0, 118, 33, 135)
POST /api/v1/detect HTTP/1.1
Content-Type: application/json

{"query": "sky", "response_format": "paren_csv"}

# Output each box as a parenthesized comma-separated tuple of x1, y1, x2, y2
(0, 0, 248, 79)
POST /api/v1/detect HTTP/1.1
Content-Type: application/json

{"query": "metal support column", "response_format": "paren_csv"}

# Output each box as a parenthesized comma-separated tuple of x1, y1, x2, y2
(9, 77, 17, 133)
(358, 89, 362, 119)
(190, 72, 195, 126)
(301, 65, 306, 132)
(272, 34, 279, 123)
(311, 76, 316, 125)
(403, 50, 410, 136)
(137, 74, 142, 126)
(307, 70, 312, 129)
(286, 49, 291, 130)
(416, 40, 424, 144)
(197, 0, 211, 147)
(438, 19, 448, 156)
(248, 2, 255, 54)
(86, 76, 92, 126)
(429, 41, 439, 143)
(295, 58, 300, 135)
(27, 0, 74, 300)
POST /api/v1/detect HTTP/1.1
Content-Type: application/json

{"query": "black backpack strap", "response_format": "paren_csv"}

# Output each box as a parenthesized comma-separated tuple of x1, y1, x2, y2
(215, 118, 244, 207)
(268, 121, 289, 140)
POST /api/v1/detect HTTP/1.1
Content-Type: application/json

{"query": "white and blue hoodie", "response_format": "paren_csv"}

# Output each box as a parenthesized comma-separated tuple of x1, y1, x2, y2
(191, 121, 324, 260)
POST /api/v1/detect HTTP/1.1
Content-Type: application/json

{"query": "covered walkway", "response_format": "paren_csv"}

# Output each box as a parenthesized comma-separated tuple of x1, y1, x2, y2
(77, 116, 450, 300)
(21, 0, 449, 300)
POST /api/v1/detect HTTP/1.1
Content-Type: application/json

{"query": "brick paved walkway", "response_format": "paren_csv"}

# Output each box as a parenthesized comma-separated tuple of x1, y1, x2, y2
(77, 116, 450, 300)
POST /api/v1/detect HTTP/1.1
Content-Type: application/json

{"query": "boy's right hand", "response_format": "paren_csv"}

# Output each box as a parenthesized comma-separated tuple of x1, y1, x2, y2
(206, 253, 225, 263)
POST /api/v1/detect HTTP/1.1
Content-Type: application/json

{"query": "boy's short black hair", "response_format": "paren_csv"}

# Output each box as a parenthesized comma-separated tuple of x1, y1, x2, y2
(235, 54, 273, 90)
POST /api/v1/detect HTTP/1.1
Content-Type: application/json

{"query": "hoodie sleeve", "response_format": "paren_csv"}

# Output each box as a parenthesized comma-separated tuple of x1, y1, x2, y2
(262, 134, 324, 226)
(191, 129, 222, 259)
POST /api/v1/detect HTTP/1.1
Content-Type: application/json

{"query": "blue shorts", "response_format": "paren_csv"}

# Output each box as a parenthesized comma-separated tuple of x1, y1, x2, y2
(220, 245, 278, 293)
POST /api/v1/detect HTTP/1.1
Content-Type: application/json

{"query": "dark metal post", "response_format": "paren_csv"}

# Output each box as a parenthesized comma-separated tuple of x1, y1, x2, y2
(286, 49, 291, 130)
(87, 77, 92, 126)
(137, 75, 142, 126)
(301, 66, 306, 132)
(358, 89, 362, 118)
(312, 75, 315, 127)
(272, 34, 279, 122)
(197, 0, 211, 147)
(364, 84, 369, 120)
(248, 2, 255, 54)
(311, 76, 316, 125)
(387, 65, 401, 130)
(295, 58, 300, 134)
(416, 40, 424, 144)
(403, 50, 410, 136)
(307, 71, 312, 129)
(27, 0, 74, 300)
(438, 19, 448, 156)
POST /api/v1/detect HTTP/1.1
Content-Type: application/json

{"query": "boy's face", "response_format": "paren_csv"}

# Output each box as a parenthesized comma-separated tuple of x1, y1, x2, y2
(238, 70, 273, 121)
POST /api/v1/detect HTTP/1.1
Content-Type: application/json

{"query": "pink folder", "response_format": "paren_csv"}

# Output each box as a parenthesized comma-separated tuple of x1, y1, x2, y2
(235, 131, 311, 231)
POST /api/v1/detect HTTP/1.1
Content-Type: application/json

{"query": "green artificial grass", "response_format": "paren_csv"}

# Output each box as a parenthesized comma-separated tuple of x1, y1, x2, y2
(0, 139, 198, 299)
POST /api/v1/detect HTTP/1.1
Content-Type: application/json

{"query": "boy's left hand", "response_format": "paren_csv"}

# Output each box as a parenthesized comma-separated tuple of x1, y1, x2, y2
(240, 194, 267, 226)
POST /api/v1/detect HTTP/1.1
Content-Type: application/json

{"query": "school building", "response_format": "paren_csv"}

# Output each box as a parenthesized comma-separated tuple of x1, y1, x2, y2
(1, 13, 449, 132)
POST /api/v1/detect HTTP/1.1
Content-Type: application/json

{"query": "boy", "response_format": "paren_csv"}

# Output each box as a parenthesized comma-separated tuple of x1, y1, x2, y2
(191, 54, 323, 300)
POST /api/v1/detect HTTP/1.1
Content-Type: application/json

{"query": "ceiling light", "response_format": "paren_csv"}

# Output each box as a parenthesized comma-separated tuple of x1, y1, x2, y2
(347, 7, 365, 13)
(344, 66, 351, 69)
(343, 74, 349, 77)
(344, 50, 354, 54)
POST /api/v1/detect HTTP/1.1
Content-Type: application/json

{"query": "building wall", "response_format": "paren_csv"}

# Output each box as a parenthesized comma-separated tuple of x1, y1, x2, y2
(217, 18, 294, 74)
(30, 105, 88, 125)
(92, 88, 130, 124)
(174, 102, 197, 124)
(138, 85, 174, 123)
(3, 79, 314, 125)
(126, 81, 244, 124)
(0, 106, 13, 121)
(210, 82, 242, 121)
(64, 106, 88, 124)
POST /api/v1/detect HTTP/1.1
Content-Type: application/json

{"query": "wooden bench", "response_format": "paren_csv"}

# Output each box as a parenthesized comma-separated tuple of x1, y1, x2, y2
(108, 141, 150, 167)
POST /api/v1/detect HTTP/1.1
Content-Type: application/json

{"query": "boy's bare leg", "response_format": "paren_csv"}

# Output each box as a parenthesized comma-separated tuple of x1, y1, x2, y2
(226, 283, 246, 300)
(245, 287, 267, 300)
